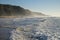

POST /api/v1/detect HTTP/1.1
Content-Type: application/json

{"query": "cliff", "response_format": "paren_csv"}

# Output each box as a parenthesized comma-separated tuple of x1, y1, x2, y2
(0, 4, 46, 18)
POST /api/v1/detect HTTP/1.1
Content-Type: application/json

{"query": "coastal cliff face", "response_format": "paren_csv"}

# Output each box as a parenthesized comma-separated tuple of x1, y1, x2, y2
(0, 4, 31, 17)
(0, 4, 46, 18)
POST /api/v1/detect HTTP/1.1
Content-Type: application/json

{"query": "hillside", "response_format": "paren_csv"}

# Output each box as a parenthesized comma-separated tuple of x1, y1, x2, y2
(0, 4, 46, 18)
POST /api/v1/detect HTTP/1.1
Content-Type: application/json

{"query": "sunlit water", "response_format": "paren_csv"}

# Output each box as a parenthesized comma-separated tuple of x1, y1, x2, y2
(0, 17, 60, 40)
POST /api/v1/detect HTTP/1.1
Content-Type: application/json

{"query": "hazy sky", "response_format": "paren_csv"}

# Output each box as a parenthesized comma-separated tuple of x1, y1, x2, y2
(0, 0, 60, 17)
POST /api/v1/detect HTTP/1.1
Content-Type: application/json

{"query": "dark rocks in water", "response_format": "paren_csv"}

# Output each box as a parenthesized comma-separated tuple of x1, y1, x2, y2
(34, 34, 47, 40)
(29, 33, 47, 40)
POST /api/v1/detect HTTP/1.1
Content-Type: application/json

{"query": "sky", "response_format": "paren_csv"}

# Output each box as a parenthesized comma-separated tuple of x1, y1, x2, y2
(0, 0, 60, 17)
